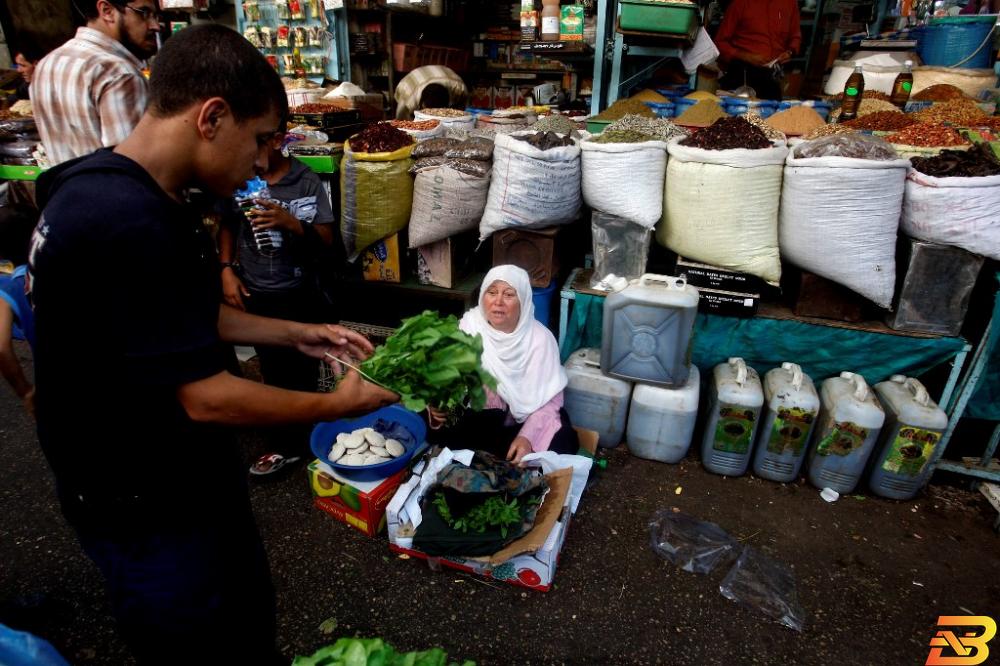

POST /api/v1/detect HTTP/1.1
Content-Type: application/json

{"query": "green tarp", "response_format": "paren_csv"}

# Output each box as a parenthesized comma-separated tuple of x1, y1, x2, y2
(561, 293, 967, 387)
(965, 273, 999, 421)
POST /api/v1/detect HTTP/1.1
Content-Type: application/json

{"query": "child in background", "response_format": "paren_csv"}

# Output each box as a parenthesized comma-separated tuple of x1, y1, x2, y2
(219, 124, 337, 476)
(0, 204, 38, 419)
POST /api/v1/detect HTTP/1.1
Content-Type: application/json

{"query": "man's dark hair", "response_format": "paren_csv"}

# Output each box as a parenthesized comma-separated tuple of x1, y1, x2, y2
(14, 32, 49, 64)
(149, 24, 288, 125)
(0, 204, 39, 267)
(71, 0, 101, 22)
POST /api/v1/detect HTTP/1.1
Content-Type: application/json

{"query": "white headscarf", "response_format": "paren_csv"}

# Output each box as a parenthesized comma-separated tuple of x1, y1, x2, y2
(460, 265, 568, 422)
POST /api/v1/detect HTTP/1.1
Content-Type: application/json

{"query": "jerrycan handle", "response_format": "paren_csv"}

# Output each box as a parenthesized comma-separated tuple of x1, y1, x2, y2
(639, 274, 687, 290)
(840, 371, 869, 401)
(781, 362, 804, 391)
(728, 357, 748, 386)
(904, 377, 931, 406)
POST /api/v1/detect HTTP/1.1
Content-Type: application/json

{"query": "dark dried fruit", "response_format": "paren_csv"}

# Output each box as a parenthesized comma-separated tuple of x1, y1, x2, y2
(679, 116, 772, 151)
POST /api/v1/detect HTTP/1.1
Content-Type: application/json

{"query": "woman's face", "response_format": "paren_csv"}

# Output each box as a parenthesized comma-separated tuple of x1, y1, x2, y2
(482, 280, 520, 333)
(14, 54, 35, 84)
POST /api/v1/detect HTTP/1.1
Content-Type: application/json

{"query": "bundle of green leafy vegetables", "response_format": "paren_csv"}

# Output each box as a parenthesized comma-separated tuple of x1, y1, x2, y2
(293, 637, 474, 666)
(359, 311, 497, 413)
(432, 492, 539, 539)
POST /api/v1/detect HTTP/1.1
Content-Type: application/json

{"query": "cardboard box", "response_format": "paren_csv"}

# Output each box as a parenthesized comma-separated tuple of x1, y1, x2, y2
(697, 287, 760, 318)
(414, 236, 473, 289)
(674, 256, 764, 294)
(560, 5, 585, 41)
(307, 460, 408, 537)
(386, 429, 597, 592)
(362, 233, 401, 283)
(493, 226, 561, 288)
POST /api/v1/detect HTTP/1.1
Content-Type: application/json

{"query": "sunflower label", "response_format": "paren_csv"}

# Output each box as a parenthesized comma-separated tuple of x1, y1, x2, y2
(765, 407, 816, 456)
(713, 405, 758, 454)
(815, 420, 869, 457)
(881, 426, 941, 476)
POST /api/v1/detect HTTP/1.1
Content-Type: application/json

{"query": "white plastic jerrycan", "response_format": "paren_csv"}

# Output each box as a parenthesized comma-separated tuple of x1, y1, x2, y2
(563, 348, 633, 448)
(752, 363, 820, 483)
(700, 358, 764, 476)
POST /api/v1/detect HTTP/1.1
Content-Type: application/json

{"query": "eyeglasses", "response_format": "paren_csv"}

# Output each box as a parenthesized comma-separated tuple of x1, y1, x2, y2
(121, 4, 160, 22)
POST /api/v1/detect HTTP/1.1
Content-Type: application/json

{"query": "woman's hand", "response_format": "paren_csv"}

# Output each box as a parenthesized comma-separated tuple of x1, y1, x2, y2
(427, 406, 448, 430)
(250, 200, 302, 234)
(507, 436, 532, 465)
(221, 267, 249, 311)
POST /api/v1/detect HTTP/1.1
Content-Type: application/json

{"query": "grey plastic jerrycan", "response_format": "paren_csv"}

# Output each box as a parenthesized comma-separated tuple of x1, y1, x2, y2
(807, 372, 885, 495)
(752, 363, 820, 483)
(701, 358, 764, 476)
(601, 274, 699, 388)
(563, 348, 633, 448)
(868, 375, 947, 500)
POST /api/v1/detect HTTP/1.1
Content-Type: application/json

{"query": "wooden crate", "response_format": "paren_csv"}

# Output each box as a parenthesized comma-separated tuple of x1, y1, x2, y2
(492, 226, 561, 288)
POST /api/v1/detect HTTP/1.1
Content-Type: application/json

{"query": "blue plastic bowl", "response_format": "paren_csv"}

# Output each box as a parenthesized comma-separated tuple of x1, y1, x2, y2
(672, 97, 698, 115)
(802, 101, 832, 121)
(644, 101, 676, 118)
(310, 404, 427, 481)
(656, 86, 692, 99)
(778, 99, 803, 111)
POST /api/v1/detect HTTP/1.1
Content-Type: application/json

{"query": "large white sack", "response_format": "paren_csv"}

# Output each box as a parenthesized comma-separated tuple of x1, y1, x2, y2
(658, 138, 788, 284)
(480, 132, 581, 240)
(779, 152, 910, 308)
(901, 170, 1000, 261)
(581, 138, 667, 228)
(408, 164, 492, 248)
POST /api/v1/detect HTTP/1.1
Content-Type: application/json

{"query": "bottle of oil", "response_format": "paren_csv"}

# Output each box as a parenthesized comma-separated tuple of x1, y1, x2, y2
(890, 60, 913, 109)
(839, 63, 865, 122)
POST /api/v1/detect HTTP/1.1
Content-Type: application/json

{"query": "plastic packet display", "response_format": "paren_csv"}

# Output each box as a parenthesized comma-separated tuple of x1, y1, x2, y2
(648, 510, 740, 574)
(591, 211, 652, 287)
(234, 177, 283, 255)
(719, 546, 806, 632)
(794, 134, 898, 161)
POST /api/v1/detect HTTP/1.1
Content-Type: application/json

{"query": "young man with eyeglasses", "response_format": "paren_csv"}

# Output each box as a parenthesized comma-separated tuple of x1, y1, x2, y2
(31, 0, 161, 165)
(29, 24, 397, 664)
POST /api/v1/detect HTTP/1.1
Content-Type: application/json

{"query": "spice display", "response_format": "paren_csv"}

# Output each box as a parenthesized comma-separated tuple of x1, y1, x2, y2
(630, 88, 669, 103)
(444, 137, 494, 161)
(348, 122, 415, 153)
(837, 89, 892, 102)
(910, 144, 1000, 177)
(685, 91, 723, 102)
(831, 98, 899, 121)
(419, 107, 470, 118)
(912, 84, 966, 102)
(592, 98, 656, 121)
(674, 99, 727, 126)
(590, 129, 661, 144)
(606, 114, 689, 141)
(513, 131, 575, 150)
(885, 122, 970, 147)
(964, 116, 1000, 131)
(412, 137, 461, 158)
(390, 119, 441, 131)
(742, 112, 786, 141)
(765, 105, 826, 135)
(680, 116, 772, 150)
(409, 156, 449, 173)
(531, 114, 582, 134)
(841, 111, 917, 131)
(910, 98, 988, 126)
(794, 134, 898, 160)
(802, 123, 858, 140)
(291, 102, 347, 114)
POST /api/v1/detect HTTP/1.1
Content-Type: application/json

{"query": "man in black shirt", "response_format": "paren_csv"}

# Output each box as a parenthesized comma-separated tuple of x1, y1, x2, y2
(28, 24, 396, 665)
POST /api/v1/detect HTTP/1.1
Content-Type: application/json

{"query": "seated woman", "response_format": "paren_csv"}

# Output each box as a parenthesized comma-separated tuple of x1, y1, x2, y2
(428, 265, 579, 462)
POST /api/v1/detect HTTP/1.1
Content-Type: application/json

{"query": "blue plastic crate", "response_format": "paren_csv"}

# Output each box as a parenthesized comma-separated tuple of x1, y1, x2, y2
(644, 101, 676, 118)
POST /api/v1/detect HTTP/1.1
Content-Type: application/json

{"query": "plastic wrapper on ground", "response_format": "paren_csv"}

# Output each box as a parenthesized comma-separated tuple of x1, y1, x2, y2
(719, 545, 806, 632)
(648, 510, 740, 574)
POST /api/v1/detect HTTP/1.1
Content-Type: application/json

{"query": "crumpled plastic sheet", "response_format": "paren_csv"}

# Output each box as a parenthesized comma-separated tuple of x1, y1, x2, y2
(720, 545, 806, 632)
(794, 133, 898, 161)
(648, 510, 739, 574)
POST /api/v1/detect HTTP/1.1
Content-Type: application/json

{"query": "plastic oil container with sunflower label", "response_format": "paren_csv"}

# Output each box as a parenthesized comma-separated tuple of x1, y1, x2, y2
(752, 363, 820, 483)
(867, 375, 947, 500)
(700, 358, 763, 476)
(806, 372, 885, 494)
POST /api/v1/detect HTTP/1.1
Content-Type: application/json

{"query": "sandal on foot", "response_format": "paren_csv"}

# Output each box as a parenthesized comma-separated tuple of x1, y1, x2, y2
(249, 453, 301, 476)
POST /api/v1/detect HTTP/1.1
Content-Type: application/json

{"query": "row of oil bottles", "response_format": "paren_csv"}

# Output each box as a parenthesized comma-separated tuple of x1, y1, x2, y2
(564, 350, 949, 501)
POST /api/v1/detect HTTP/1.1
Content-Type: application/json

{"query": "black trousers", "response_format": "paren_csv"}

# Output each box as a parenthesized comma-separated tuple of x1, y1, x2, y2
(719, 60, 784, 101)
(427, 407, 580, 458)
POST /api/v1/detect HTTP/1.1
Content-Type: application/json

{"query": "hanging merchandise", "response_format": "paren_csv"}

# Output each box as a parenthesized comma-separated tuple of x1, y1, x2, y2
(806, 372, 885, 495)
(658, 136, 787, 285)
(277, 25, 290, 48)
(901, 146, 1000, 261)
(244, 25, 262, 48)
(700, 358, 764, 477)
(243, 0, 261, 21)
(751, 363, 820, 484)
(480, 132, 582, 240)
(309, 25, 325, 47)
(276, 0, 291, 19)
(293, 26, 308, 49)
(580, 136, 668, 228)
(340, 124, 416, 262)
(290, 0, 305, 19)
(779, 136, 910, 309)
(260, 26, 274, 49)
